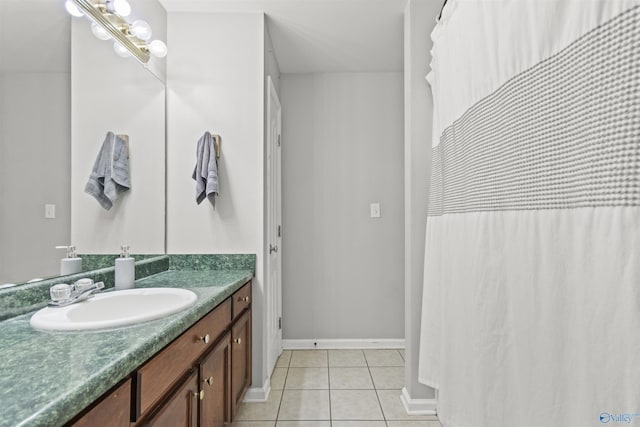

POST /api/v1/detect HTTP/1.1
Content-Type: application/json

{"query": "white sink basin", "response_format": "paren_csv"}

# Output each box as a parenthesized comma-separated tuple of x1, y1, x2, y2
(30, 288, 197, 331)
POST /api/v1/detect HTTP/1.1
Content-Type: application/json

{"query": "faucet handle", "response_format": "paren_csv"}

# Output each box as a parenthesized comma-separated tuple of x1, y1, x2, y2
(50, 284, 71, 302)
(73, 278, 94, 292)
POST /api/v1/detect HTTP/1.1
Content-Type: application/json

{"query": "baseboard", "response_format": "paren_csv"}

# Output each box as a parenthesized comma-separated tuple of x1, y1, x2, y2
(243, 378, 271, 402)
(282, 338, 405, 349)
(400, 387, 438, 415)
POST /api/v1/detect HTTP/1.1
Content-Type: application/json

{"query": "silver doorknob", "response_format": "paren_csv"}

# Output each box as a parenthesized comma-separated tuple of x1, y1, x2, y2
(269, 244, 278, 254)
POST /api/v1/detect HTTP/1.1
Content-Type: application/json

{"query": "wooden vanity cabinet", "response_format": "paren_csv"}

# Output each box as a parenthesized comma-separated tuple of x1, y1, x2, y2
(70, 379, 131, 427)
(67, 280, 252, 427)
(137, 280, 251, 427)
(135, 299, 232, 418)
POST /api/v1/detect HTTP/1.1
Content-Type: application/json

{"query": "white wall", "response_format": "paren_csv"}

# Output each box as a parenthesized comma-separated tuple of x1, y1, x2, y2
(71, 16, 166, 254)
(403, 0, 436, 404)
(166, 12, 263, 255)
(166, 11, 267, 389)
(280, 72, 404, 340)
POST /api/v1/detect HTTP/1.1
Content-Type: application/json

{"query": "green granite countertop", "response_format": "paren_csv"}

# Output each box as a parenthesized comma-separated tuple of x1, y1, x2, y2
(0, 269, 253, 427)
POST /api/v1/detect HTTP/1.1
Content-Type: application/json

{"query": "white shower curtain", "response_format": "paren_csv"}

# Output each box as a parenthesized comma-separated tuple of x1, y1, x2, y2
(419, 1, 640, 427)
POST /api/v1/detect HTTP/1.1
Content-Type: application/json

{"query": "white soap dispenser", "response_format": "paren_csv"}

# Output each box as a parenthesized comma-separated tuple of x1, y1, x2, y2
(115, 245, 135, 290)
(56, 245, 83, 276)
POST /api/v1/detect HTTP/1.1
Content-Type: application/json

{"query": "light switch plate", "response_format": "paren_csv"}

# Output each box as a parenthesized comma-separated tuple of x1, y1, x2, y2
(370, 203, 381, 218)
(45, 204, 56, 219)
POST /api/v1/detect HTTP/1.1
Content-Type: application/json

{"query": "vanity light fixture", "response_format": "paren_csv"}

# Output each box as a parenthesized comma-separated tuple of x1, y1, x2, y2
(65, 0, 167, 64)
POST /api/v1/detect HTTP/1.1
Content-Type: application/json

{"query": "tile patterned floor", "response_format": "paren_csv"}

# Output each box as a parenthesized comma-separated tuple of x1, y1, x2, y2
(232, 349, 442, 427)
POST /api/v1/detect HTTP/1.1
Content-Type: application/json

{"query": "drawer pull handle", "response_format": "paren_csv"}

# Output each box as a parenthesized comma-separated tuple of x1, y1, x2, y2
(204, 376, 214, 386)
(243, 296, 250, 302)
(234, 338, 242, 344)
(193, 390, 204, 400)
(199, 334, 210, 344)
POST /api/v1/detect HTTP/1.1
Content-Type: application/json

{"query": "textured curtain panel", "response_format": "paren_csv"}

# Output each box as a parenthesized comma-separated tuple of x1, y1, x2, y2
(419, 1, 640, 427)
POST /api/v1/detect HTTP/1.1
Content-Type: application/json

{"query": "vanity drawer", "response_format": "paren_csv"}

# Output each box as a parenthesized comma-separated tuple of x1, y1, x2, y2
(232, 281, 252, 320)
(135, 299, 231, 418)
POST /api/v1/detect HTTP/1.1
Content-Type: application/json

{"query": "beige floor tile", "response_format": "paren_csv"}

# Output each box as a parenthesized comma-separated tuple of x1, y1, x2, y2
(329, 390, 384, 420)
(387, 422, 442, 427)
(231, 422, 276, 427)
(276, 351, 293, 368)
(377, 390, 433, 421)
(332, 422, 386, 427)
(285, 367, 329, 389)
(328, 350, 367, 367)
(289, 350, 328, 367)
(364, 349, 405, 367)
(275, 422, 331, 427)
(370, 366, 405, 389)
(270, 367, 288, 390)
(329, 367, 374, 389)
(278, 390, 330, 420)
(234, 390, 283, 421)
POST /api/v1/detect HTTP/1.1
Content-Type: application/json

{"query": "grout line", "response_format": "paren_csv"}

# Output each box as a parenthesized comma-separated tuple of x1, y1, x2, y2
(327, 350, 332, 422)
(367, 355, 388, 423)
(274, 353, 290, 422)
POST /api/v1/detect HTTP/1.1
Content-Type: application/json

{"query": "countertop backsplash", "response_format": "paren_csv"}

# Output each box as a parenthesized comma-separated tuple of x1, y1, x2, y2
(0, 254, 256, 320)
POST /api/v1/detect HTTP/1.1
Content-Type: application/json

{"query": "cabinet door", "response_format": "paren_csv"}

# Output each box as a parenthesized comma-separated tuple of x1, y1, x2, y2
(231, 309, 252, 419)
(70, 379, 131, 427)
(141, 369, 199, 427)
(199, 332, 231, 427)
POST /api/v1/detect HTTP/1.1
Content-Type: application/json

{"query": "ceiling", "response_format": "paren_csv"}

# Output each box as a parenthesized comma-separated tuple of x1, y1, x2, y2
(159, 0, 433, 73)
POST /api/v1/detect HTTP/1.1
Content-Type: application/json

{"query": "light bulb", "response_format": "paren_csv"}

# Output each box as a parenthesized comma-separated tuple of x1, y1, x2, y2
(131, 20, 152, 41)
(113, 42, 131, 58)
(113, 0, 131, 17)
(148, 40, 167, 58)
(91, 23, 111, 41)
(65, 0, 83, 17)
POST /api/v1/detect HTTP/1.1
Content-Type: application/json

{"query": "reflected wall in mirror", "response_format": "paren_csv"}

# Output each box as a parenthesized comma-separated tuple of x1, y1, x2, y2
(0, 0, 167, 286)
(0, 0, 71, 285)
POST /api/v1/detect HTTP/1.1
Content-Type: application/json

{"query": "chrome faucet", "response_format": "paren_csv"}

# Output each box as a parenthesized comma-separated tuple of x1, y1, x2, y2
(48, 279, 104, 307)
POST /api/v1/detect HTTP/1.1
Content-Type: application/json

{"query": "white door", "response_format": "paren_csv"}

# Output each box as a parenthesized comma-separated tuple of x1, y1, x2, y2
(266, 76, 282, 375)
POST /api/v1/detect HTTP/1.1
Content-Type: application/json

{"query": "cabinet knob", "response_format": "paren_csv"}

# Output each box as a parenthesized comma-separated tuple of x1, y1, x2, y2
(199, 334, 210, 344)
(234, 338, 242, 344)
(204, 376, 214, 386)
(242, 296, 250, 302)
(193, 390, 205, 400)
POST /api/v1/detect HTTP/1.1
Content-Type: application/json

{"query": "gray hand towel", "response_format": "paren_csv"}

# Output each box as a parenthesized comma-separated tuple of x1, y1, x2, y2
(192, 131, 219, 208)
(85, 132, 131, 210)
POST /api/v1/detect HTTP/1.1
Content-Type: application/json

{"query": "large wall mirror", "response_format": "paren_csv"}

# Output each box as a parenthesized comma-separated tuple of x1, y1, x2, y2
(0, 0, 166, 286)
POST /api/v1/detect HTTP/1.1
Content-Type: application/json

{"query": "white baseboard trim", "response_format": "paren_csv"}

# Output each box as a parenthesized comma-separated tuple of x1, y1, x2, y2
(243, 378, 271, 402)
(400, 387, 438, 415)
(282, 338, 405, 350)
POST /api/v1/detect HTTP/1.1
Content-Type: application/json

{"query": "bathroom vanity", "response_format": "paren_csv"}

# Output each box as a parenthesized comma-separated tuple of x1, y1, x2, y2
(0, 255, 255, 427)
(70, 280, 252, 427)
